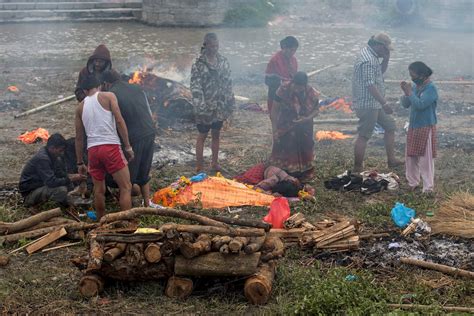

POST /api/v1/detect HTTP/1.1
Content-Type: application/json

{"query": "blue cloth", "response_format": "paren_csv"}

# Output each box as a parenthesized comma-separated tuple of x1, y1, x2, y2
(401, 82, 438, 129)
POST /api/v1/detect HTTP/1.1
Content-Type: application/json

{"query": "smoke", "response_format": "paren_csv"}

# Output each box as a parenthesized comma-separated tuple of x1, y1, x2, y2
(1, 0, 472, 104)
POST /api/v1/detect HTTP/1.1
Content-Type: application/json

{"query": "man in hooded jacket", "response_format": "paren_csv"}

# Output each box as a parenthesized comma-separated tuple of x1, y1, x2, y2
(75, 44, 113, 102)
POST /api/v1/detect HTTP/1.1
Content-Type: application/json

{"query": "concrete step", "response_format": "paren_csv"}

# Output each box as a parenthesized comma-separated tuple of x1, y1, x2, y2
(0, 8, 142, 22)
(0, 0, 141, 3)
(0, 2, 141, 10)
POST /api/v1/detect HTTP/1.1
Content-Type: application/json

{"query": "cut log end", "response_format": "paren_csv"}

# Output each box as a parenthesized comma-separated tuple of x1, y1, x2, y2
(103, 243, 126, 262)
(79, 274, 104, 298)
(165, 276, 193, 299)
(144, 243, 162, 263)
(0, 255, 10, 267)
(244, 263, 275, 305)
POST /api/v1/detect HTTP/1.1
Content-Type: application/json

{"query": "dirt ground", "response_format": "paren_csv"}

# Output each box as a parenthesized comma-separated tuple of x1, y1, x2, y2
(1, 17, 473, 314)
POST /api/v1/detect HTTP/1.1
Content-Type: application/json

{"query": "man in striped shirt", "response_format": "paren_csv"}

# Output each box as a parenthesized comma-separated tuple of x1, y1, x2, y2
(352, 32, 402, 172)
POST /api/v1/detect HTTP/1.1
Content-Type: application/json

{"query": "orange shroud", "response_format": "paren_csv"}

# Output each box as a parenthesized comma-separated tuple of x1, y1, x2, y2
(153, 176, 275, 209)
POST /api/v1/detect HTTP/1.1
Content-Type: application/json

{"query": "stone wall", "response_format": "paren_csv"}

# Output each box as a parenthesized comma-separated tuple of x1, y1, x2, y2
(141, 0, 251, 27)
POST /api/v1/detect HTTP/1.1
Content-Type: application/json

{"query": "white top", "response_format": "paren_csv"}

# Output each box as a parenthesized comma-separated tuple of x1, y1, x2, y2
(82, 92, 121, 149)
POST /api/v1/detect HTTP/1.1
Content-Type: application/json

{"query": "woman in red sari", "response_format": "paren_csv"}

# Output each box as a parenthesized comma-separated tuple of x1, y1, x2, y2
(265, 36, 299, 115)
(270, 72, 319, 181)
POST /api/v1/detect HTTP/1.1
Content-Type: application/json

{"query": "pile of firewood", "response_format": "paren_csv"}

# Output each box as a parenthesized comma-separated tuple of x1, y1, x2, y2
(268, 213, 360, 253)
(0, 207, 98, 253)
(73, 207, 284, 305)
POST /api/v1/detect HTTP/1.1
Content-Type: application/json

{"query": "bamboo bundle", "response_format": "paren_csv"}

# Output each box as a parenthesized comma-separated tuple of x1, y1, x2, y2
(317, 236, 360, 250)
(300, 220, 360, 252)
(313, 220, 337, 230)
(284, 213, 306, 229)
(427, 192, 474, 238)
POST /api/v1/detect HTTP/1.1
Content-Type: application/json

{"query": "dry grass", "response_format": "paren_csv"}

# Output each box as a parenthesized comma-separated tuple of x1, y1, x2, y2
(428, 192, 474, 238)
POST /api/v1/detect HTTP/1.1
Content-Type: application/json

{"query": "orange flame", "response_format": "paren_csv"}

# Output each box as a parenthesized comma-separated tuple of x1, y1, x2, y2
(7, 85, 19, 93)
(128, 65, 149, 85)
(320, 98, 352, 113)
(129, 71, 144, 84)
(315, 131, 352, 141)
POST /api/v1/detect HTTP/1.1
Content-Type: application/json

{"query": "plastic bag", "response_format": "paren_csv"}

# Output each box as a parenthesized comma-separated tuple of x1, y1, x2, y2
(86, 210, 97, 221)
(391, 202, 416, 228)
(263, 197, 290, 229)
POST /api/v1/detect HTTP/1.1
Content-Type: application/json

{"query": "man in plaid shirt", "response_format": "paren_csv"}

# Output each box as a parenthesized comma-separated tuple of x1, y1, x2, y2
(352, 32, 403, 172)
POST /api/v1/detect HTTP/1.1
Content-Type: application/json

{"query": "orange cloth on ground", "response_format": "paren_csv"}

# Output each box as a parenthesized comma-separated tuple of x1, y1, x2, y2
(152, 176, 275, 209)
(17, 128, 50, 144)
(315, 130, 352, 141)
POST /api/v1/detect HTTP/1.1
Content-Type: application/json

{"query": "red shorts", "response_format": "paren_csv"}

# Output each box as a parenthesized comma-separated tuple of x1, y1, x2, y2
(88, 144, 127, 181)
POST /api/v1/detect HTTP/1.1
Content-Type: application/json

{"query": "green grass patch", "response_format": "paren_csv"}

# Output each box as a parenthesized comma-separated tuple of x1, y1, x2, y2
(273, 261, 389, 315)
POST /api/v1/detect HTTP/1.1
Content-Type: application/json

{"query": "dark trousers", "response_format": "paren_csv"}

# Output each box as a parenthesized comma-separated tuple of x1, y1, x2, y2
(24, 186, 68, 207)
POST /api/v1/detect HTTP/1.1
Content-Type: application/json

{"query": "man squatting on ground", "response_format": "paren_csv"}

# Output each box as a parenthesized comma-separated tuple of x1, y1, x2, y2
(74, 75, 134, 219)
(352, 32, 403, 173)
(19, 133, 87, 208)
(101, 70, 156, 207)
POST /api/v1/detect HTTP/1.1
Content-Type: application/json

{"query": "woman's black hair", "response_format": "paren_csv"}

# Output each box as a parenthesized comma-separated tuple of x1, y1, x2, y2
(293, 71, 308, 86)
(273, 180, 300, 197)
(280, 36, 299, 49)
(408, 61, 433, 77)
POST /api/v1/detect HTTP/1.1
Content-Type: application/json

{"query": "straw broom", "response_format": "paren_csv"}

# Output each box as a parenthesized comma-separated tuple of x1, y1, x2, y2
(427, 192, 474, 238)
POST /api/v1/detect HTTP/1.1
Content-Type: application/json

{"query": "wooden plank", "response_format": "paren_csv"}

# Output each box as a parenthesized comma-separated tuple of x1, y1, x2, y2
(25, 227, 67, 254)
(8, 234, 49, 254)
(267, 228, 305, 239)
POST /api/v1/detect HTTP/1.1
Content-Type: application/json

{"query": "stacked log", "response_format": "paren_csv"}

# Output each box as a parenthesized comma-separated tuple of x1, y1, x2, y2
(0, 208, 100, 253)
(73, 207, 282, 303)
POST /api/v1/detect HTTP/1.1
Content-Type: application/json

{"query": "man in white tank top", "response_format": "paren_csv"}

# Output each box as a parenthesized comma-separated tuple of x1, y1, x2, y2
(74, 75, 135, 219)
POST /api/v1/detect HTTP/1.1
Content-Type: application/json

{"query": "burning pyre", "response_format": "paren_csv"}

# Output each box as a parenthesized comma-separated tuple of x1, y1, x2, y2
(126, 69, 194, 127)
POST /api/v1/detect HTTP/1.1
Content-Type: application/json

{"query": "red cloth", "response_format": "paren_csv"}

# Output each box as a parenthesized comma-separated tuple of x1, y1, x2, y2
(234, 163, 266, 185)
(406, 125, 437, 157)
(265, 50, 298, 81)
(88, 144, 127, 181)
(263, 197, 290, 229)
